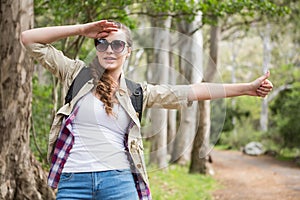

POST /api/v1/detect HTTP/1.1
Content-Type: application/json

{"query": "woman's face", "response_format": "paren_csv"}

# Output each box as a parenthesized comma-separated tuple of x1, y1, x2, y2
(96, 29, 131, 78)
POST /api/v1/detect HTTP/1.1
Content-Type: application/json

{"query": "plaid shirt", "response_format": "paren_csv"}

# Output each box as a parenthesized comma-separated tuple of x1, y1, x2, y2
(47, 104, 152, 200)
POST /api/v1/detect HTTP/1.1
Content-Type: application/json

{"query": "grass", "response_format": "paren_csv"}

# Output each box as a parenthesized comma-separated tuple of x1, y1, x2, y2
(147, 164, 218, 200)
(276, 148, 300, 162)
(213, 144, 233, 151)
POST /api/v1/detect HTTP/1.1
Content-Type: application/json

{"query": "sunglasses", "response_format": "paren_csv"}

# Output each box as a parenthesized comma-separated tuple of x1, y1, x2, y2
(95, 38, 127, 53)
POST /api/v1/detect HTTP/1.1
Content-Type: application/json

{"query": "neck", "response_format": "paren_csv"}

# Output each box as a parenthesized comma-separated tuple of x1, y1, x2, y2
(107, 69, 122, 84)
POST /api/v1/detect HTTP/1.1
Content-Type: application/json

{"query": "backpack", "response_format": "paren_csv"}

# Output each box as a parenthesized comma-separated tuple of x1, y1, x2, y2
(65, 67, 143, 121)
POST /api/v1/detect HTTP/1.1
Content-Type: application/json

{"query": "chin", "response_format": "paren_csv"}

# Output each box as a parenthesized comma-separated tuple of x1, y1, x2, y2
(102, 64, 117, 70)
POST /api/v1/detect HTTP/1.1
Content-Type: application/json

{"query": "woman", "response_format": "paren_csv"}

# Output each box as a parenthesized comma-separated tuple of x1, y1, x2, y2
(21, 20, 273, 200)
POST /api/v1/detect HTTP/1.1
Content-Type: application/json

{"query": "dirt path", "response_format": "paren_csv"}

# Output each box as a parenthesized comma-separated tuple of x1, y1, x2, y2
(211, 149, 300, 200)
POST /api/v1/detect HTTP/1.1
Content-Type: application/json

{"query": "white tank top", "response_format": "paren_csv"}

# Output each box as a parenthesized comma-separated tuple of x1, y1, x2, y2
(63, 92, 131, 172)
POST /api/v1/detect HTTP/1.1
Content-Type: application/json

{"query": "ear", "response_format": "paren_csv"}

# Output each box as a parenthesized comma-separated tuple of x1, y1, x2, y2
(126, 47, 132, 59)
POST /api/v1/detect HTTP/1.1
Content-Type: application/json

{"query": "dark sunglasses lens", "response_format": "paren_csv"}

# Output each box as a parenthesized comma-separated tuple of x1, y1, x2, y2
(96, 39, 109, 52)
(111, 40, 126, 53)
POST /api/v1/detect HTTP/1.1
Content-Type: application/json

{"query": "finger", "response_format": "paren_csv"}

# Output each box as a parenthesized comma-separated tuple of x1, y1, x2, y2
(260, 81, 273, 88)
(99, 20, 118, 28)
(259, 82, 273, 90)
(258, 87, 272, 93)
(257, 70, 271, 84)
(260, 84, 273, 92)
(98, 32, 109, 38)
(97, 23, 118, 36)
(264, 70, 270, 79)
(262, 79, 273, 87)
(257, 87, 272, 96)
(97, 27, 119, 38)
(256, 90, 268, 98)
(103, 27, 118, 32)
(261, 80, 271, 86)
(93, 21, 118, 34)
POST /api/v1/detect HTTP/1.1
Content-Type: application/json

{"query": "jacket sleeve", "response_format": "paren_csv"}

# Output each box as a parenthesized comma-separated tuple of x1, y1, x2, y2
(24, 43, 84, 83)
(142, 82, 193, 110)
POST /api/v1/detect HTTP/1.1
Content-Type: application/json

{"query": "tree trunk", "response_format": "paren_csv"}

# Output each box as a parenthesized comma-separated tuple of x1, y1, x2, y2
(171, 14, 202, 165)
(260, 23, 272, 132)
(190, 100, 211, 173)
(229, 31, 244, 139)
(0, 1, 55, 199)
(167, 110, 177, 155)
(167, 54, 177, 155)
(148, 17, 171, 168)
(190, 24, 220, 174)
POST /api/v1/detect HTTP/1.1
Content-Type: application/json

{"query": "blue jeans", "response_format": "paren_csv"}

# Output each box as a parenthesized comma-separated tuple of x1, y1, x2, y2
(56, 169, 139, 200)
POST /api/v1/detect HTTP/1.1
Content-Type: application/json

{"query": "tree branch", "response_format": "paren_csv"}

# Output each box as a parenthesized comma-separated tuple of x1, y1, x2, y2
(221, 17, 262, 40)
(129, 11, 198, 19)
(30, 115, 45, 163)
(267, 84, 293, 102)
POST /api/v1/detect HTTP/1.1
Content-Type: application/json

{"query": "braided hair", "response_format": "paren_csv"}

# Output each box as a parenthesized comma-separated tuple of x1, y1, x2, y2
(89, 21, 132, 116)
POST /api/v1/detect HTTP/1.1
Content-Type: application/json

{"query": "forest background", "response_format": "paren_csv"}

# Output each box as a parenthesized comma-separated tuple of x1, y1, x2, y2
(0, 0, 299, 199)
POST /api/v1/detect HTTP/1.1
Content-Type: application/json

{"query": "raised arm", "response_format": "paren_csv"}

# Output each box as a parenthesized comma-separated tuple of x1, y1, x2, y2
(21, 20, 118, 45)
(188, 71, 273, 101)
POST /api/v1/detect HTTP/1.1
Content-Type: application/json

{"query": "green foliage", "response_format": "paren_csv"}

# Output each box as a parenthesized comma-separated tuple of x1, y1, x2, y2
(270, 82, 300, 148)
(149, 165, 218, 200)
(33, 0, 290, 60)
(198, 0, 289, 25)
(215, 97, 265, 149)
(211, 96, 263, 148)
(141, 0, 289, 25)
(210, 99, 227, 144)
(144, 0, 198, 22)
(219, 117, 264, 150)
(34, 0, 137, 59)
(30, 74, 53, 166)
(34, 0, 135, 25)
(222, 103, 250, 132)
(276, 148, 300, 162)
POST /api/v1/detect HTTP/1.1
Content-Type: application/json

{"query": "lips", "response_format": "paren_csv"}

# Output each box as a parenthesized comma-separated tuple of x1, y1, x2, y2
(104, 57, 117, 60)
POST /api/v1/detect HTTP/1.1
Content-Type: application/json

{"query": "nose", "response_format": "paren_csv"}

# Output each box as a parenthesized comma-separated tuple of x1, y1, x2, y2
(105, 44, 113, 53)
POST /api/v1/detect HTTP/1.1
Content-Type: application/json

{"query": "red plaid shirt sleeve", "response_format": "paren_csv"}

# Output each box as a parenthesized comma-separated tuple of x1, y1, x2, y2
(47, 107, 79, 188)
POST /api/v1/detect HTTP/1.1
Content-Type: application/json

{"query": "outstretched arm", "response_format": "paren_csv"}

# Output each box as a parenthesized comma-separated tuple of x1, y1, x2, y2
(188, 71, 273, 101)
(21, 20, 118, 45)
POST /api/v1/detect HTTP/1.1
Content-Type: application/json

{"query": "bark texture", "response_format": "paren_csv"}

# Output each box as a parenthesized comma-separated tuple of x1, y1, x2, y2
(167, 55, 177, 155)
(190, 100, 211, 173)
(171, 13, 202, 165)
(190, 24, 220, 174)
(260, 23, 272, 132)
(0, 0, 55, 199)
(148, 17, 171, 169)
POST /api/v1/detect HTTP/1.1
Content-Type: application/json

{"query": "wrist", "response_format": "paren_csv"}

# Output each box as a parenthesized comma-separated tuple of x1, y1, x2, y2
(245, 82, 255, 96)
(76, 24, 85, 36)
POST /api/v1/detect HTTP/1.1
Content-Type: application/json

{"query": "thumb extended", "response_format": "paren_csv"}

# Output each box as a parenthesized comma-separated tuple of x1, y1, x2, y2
(257, 70, 270, 83)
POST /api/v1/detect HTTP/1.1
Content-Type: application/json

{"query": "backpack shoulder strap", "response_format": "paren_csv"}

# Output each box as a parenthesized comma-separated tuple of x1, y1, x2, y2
(125, 78, 143, 122)
(65, 67, 92, 104)
(65, 68, 143, 122)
